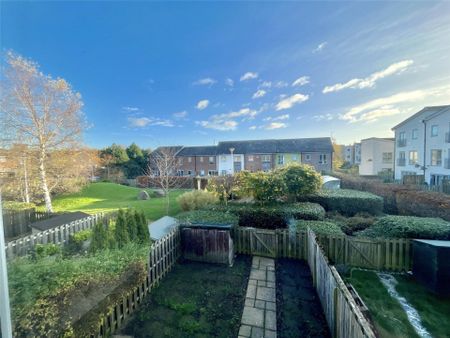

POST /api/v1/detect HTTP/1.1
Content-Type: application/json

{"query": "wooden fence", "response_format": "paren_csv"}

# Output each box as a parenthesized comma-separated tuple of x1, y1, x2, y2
(307, 229, 376, 338)
(4, 213, 106, 259)
(2, 208, 52, 240)
(234, 227, 411, 271)
(92, 227, 181, 337)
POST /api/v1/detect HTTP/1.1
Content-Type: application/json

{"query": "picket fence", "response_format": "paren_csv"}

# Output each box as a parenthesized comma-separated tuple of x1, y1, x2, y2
(4, 213, 106, 259)
(307, 229, 376, 338)
(233, 227, 412, 271)
(92, 227, 181, 337)
(2, 208, 52, 240)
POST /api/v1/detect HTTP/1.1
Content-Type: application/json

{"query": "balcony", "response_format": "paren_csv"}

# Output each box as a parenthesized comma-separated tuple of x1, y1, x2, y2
(397, 158, 406, 167)
(445, 132, 450, 143)
(445, 158, 450, 170)
(397, 139, 407, 147)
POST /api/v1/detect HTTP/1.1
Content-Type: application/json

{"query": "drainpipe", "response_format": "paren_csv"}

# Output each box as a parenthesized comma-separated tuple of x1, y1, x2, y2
(229, 148, 235, 175)
(422, 120, 427, 184)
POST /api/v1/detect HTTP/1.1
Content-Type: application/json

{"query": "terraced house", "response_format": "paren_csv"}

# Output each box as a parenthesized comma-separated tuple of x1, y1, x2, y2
(161, 137, 333, 176)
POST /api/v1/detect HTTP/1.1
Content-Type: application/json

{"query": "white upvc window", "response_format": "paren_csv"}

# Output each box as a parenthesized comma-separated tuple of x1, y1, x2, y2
(319, 154, 327, 164)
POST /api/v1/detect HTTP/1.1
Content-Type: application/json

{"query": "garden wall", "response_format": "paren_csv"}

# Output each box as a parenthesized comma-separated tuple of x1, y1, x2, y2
(332, 172, 450, 220)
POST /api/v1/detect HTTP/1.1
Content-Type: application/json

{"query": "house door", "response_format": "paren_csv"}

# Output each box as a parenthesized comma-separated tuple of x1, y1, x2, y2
(234, 161, 242, 172)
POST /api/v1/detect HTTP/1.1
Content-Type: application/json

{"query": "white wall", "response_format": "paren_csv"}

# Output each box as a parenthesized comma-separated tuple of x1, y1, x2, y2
(359, 139, 394, 175)
(217, 154, 244, 175)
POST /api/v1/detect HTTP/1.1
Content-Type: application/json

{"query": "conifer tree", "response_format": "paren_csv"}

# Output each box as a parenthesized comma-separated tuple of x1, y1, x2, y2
(90, 221, 107, 253)
(135, 210, 150, 243)
(114, 209, 129, 248)
(125, 208, 137, 241)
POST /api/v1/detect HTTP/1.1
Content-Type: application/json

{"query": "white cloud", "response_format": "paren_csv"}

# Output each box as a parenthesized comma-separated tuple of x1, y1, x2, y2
(240, 72, 258, 81)
(252, 89, 267, 99)
(196, 99, 210, 110)
(265, 122, 287, 130)
(122, 106, 140, 112)
(264, 114, 290, 121)
(340, 85, 450, 123)
(260, 81, 272, 88)
(292, 76, 310, 87)
(323, 60, 414, 93)
(275, 93, 309, 111)
(312, 114, 334, 121)
(173, 111, 188, 119)
(193, 77, 217, 86)
(225, 78, 234, 87)
(274, 81, 288, 88)
(128, 117, 174, 128)
(313, 42, 327, 53)
(196, 108, 258, 131)
(249, 126, 257, 130)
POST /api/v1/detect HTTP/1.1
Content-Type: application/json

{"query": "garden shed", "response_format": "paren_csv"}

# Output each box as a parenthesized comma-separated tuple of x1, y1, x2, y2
(148, 216, 177, 240)
(180, 223, 234, 266)
(321, 175, 341, 190)
(412, 239, 450, 296)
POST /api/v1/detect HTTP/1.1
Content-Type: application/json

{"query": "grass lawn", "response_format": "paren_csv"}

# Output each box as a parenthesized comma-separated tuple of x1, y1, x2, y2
(395, 275, 450, 338)
(346, 270, 419, 338)
(48, 182, 186, 220)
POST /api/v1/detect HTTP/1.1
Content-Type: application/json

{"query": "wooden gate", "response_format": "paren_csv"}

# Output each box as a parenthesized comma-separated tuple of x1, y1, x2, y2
(234, 227, 277, 257)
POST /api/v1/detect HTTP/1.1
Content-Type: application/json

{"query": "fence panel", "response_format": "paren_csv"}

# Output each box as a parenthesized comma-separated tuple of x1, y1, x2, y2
(4, 213, 104, 259)
(2, 208, 53, 240)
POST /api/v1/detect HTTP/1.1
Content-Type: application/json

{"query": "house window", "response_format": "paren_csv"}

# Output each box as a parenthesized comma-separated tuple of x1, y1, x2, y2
(305, 154, 311, 161)
(382, 152, 393, 163)
(209, 156, 214, 164)
(200, 170, 205, 176)
(412, 129, 418, 140)
(199, 156, 204, 162)
(277, 155, 284, 165)
(177, 170, 184, 176)
(187, 170, 192, 175)
(221, 156, 227, 162)
(292, 155, 298, 161)
(261, 155, 271, 162)
(431, 149, 442, 166)
(248, 155, 254, 162)
(409, 151, 418, 165)
(208, 170, 218, 176)
(221, 170, 227, 175)
(178, 158, 183, 165)
(234, 155, 241, 162)
(188, 157, 192, 163)
(399, 132, 406, 140)
(431, 125, 438, 137)
(319, 154, 327, 164)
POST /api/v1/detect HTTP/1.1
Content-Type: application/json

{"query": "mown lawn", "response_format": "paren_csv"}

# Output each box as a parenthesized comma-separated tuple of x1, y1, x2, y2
(47, 182, 186, 220)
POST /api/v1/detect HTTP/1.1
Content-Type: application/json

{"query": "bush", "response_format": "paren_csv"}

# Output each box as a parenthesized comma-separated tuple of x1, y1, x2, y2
(90, 221, 109, 253)
(304, 189, 383, 216)
(115, 209, 129, 248)
(296, 220, 344, 236)
(135, 210, 150, 244)
(357, 215, 450, 239)
(283, 202, 325, 220)
(177, 190, 219, 211)
(238, 171, 285, 203)
(125, 209, 138, 241)
(276, 163, 322, 201)
(177, 210, 239, 226)
(64, 229, 92, 255)
(234, 206, 288, 229)
(3, 201, 36, 210)
(35, 244, 61, 258)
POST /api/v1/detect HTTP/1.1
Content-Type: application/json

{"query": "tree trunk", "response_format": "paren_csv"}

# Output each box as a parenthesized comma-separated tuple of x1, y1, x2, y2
(23, 157, 30, 203)
(38, 144, 53, 212)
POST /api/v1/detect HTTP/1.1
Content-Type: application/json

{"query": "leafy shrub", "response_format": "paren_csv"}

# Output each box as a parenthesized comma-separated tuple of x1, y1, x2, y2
(283, 202, 325, 220)
(3, 201, 36, 210)
(177, 190, 219, 211)
(64, 229, 93, 255)
(135, 210, 150, 244)
(90, 221, 108, 253)
(125, 209, 138, 241)
(296, 220, 344, 236)
(304, 189, 383, 216)
(35, 244, 61, 258)
(357, 215, 450, 239)
(177, 210, 239, 226)
(276, 163, 322, 201)
(115, 209, 129, 248)
(341, 213, 376, 235)
(234, 206, 288, 229)
(237, 171, 285, 203)
(72, 229, 92, 243)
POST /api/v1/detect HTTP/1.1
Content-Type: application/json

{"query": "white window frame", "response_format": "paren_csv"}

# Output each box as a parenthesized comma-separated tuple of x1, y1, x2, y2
(431, 125, 438, 137)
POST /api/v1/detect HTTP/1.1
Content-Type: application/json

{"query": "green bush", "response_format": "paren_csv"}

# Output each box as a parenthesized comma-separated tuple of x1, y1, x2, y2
(90, 221, 109, 253)
(357, 215, 450, 239)
(240, 171, 285, 203)
(35, 244, 61, 258)
(125, 209, 138, 241)
(283, 202, 325, 220)
(177, 190, 219, 211)
(115, 209, 129, 248)
(296, 220, 345, 236)
(177, 210, 239, 226)
(234, 206, 288, 229)
(3, 201, 36, 210)
(135, 210, 150, 244)
(276, 163, 322, 201)
(304, 189, 383, 216)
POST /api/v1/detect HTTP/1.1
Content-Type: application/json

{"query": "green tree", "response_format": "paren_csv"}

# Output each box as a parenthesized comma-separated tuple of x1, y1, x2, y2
(100, 143, 129, 164)
(135, 210, 150, 243)
(90, 221, 108, 253)
(126, 142, 144, 160)
(114, 209, 129, 248)
(125, 209, 137, 241)
(277, 163, 322, 202)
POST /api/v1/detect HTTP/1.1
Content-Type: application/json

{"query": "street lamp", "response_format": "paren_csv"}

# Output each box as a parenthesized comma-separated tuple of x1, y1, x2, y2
(229, 148, 235, 175)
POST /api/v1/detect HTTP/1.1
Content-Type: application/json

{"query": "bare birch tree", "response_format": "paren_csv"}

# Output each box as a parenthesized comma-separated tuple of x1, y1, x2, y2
(1, 52, 85, 212)
(146, 147, 182, 215)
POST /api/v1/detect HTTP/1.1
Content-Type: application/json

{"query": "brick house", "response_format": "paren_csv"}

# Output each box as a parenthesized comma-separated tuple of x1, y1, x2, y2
(176, 146, 218, 176)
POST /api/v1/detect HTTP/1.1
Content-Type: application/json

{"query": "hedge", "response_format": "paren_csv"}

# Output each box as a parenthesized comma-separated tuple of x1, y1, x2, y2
(177, 190, 218, 211)
(357, 215, 450, 240)
(282, 203, 325, 220)
(176, 210, 239, 226)
(296, 220, 345, 236)
(333, 172, 450, 220)
(304, 189, 383, 216)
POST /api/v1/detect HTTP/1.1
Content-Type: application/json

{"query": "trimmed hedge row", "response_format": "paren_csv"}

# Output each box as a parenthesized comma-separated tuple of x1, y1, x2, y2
(176, 210, 239, 226)
(296, 220, 345, 236)
(282, 202, 326, 220)
(357, 215, 450, 240)
(333, 172, 450, 220)
(303, 189, 383, 216)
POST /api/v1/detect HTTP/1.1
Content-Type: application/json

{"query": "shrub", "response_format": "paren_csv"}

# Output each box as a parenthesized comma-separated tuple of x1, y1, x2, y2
(64, 229, 92, 255)
(341, 213, 376, 235)
(234, 206, 288, 229)
(177, 190, 219, 211)
(177, 210, 239, 226)
(296, 220, 344, 236)
(90, 221, 108, 253)
(114, 209, 129, 248)
(236, 171, 285, 203)
(357, 215, 450, 239)
(283, 202, 325, 220)
(276, 163, 322, 201)
(3, 201, 36, 210)
(135, 210, 150, 243)
(35, 244, 61, 258)
(125, 209, 138, 241)
(304, 189, 383, 216)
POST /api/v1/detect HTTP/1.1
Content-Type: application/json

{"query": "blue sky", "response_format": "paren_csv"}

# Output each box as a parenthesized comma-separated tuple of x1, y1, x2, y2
(2, 1, 450, 149)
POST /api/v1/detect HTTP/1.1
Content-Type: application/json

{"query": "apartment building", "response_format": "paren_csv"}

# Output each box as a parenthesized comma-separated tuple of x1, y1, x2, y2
(176, 146, 218, 176)
(359, 138, 394, 176)
(342, 143, 361, 165)
(392, 105, 450, 185)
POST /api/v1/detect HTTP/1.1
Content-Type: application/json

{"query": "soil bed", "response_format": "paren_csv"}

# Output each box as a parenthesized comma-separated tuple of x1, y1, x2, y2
(120, 255, 251, 337)
(276, 258, 330, 338)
